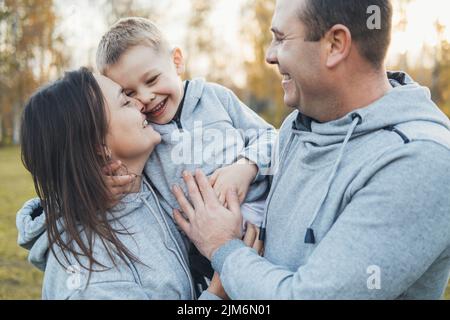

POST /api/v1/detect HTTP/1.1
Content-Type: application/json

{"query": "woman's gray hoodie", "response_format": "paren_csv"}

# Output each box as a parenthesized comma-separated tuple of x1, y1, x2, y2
(211, 72, 450, 299)
(16, 180, 216, 300)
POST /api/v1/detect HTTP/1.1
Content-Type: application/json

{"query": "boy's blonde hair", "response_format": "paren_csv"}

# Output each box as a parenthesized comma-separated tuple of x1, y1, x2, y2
(96, 17, 169, 74)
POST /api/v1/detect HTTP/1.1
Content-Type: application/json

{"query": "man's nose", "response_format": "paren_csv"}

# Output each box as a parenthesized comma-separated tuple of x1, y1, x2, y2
(265, 45, 278, 65)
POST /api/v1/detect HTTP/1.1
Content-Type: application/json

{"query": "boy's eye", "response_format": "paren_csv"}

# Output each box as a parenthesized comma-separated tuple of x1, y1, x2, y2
(146, 74, 160, 86)
(124, 91, 135, 97)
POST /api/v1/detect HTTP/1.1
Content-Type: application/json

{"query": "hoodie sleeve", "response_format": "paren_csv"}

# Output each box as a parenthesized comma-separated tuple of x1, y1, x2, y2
(211, 141, 450, 299)
(216, 85, 277, 181)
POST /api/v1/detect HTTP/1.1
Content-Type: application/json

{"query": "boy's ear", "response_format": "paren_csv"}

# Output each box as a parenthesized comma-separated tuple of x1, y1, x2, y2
(172, 47, 185, 75)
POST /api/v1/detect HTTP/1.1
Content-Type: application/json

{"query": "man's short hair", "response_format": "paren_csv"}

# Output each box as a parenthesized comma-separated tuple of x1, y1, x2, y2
(298, 0, 393, 69)
(96, 17, 169, 74)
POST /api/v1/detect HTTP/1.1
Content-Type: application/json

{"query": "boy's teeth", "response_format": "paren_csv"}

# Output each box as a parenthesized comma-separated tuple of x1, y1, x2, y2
(151, 98, 166, 113)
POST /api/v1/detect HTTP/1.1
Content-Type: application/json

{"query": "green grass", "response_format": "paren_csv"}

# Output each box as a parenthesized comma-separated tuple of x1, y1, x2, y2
(0, 146, 449, 300)
(0, 146, 42, 299)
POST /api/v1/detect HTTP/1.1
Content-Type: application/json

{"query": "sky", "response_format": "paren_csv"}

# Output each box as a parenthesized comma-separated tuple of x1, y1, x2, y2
(54, 0, 450, 85)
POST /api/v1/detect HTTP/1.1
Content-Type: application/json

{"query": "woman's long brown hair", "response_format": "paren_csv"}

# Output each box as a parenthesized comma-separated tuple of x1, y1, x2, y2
(21, 67, 137, 273)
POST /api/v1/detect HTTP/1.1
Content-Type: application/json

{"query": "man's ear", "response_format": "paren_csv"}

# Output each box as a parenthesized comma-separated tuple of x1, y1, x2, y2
(324, 24, 352, 69)
(172, 47, 185, 75)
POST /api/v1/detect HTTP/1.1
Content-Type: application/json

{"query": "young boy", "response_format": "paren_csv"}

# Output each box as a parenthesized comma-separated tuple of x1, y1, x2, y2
(96, 17, 276, 295)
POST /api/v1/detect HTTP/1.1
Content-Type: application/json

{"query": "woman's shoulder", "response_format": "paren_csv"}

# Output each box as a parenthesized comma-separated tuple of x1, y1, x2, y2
(42, 234, 141, 299)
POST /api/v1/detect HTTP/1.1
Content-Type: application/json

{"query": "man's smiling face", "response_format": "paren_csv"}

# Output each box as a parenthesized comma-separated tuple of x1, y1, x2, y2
(266, 0, 324, 115)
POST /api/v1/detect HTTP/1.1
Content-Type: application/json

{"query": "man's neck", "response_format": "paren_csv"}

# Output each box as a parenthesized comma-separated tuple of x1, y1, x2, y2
(331, 70, 392, 121)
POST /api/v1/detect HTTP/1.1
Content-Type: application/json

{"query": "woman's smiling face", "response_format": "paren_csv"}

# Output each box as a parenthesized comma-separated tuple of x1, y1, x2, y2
(94, 74, 161, 162)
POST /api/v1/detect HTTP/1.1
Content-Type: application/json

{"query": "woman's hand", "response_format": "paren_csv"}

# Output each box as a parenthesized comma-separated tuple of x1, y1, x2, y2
(102, 160, 137, 207)
(209, 158, 258, 207)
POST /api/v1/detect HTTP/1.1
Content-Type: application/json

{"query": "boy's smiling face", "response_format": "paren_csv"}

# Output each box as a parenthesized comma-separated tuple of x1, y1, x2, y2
(105, 45, 185, 125)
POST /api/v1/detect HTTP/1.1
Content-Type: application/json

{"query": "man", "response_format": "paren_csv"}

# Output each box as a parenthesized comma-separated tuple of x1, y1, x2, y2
(172, 0, 450, 299)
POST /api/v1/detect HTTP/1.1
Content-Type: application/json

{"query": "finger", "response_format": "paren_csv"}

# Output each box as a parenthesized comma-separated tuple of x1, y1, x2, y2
(209, 171, 219, 186)
(213, 184, 222, 202)
(238, 190, 246, 204)
(218, 192, 226, 206)
(172, 184, 195, 220)
(195, 169, 220, 205)
(225, 189, 241, 216)
(110, 185, 132, 197)
(253, 227, 264, 255)
(243, 223, 257, 247)
(106, 175, 135, 188)
(102, 160, 122, 175)
(182, 171, 205, 209)
(173, 209, 191, 235)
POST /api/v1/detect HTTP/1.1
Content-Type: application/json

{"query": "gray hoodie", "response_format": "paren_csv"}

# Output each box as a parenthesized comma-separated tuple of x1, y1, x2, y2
(16, 180, 217, 300)
(145, 78, 277, 218)
(211, 72, 450, 299)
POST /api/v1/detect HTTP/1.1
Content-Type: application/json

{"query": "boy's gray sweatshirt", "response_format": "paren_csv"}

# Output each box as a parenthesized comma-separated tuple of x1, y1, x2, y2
(145, 78, 277, 216)
(16, 180, 217, 300)
(211, 72, 450, 299)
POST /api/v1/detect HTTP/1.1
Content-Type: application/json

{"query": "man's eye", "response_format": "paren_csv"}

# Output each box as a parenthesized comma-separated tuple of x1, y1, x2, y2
(123, 100, 131, 107)
(124, 91, 135, 97)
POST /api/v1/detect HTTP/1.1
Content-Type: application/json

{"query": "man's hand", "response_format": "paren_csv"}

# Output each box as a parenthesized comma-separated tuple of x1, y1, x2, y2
(205, 223, 264, 300)
(209, 158, 258, 206)
(102, 160, 137, 207)
(172, 169, 243, 260)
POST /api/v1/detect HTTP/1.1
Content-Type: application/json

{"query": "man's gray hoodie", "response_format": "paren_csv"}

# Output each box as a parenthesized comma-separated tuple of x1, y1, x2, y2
(211, 72, 450, 299)
(16, 180, 211, 300)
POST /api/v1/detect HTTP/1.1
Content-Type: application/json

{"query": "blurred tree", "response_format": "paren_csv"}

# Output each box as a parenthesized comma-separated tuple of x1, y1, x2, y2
(103, 0, 163, 26)
(431, 20, 446, 107)
(184, 0, 224, 84)
(0, 0, 68, 145)
(241, 0, 286, 127)
(435, 36, 450, 115)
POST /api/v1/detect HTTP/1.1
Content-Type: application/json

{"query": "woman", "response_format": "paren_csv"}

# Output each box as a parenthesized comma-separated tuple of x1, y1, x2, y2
(16, 67, 225, 299)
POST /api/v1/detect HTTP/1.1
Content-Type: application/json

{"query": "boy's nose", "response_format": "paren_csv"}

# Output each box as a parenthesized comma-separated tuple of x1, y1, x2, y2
(139, 92, 156, 105)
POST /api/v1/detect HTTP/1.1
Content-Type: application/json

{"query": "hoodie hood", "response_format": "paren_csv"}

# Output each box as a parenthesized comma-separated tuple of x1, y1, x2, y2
(16, 198, 49, 271)
(182, 78, 206, 114)
(292, 72, 450, 147)
(15, 182, 154, 272)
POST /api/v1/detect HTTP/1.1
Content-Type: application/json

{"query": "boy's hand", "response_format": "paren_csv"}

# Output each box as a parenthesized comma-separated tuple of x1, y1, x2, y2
(209, 158, 258, 206)
(102, 160, 137, 207)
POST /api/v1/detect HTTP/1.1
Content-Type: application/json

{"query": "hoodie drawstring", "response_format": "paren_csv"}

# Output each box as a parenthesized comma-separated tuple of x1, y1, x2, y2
(141, 180, 196, 299)
(304, 114, 362, 244)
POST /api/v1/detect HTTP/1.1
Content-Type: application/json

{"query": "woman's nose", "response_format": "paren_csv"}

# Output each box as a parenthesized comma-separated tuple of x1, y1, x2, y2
(265, 45, 278, 65)
(131, 98, 145, 113)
